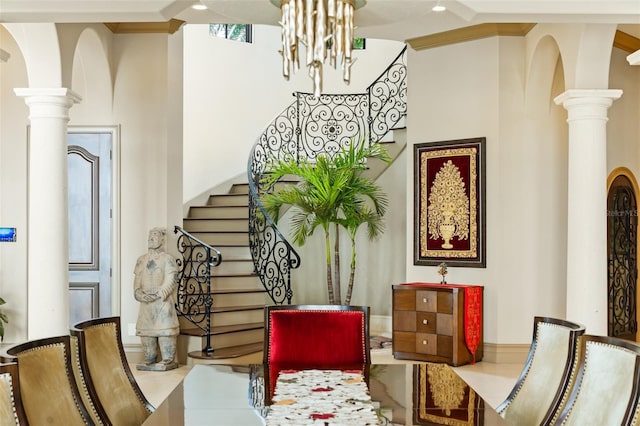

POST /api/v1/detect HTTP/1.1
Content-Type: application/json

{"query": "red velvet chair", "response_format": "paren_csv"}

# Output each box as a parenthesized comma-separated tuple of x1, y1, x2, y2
(263, 304, 371, 403)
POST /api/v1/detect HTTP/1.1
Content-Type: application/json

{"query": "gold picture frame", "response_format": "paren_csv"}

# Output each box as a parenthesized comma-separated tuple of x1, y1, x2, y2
(414, 137, 486, 267)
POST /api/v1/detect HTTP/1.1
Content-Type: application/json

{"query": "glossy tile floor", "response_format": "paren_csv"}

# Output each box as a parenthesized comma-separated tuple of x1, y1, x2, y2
(133, 348, 523, 412)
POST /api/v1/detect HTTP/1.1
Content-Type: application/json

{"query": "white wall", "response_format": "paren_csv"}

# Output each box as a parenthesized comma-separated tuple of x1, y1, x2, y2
(608, 46, 640, 176)
(0, 26, 29, 343)
(406, 38, 502, 342)
(182, 24, 405, 203)
(405, 33, 572, 344)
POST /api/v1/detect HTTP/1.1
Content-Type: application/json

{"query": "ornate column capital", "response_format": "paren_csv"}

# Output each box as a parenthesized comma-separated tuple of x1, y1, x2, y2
(554, 89, 622, 121)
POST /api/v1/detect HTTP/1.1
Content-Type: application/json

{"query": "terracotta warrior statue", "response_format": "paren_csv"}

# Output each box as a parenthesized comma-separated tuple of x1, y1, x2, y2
(134, 227, 179, 371)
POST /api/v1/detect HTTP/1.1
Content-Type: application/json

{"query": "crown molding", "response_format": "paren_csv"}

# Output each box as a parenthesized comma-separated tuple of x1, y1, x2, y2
(407, 23, 536, 51)
(407, 23, 640, 54)
(614, 30, 640, 53)
(104, 19, 185, 34)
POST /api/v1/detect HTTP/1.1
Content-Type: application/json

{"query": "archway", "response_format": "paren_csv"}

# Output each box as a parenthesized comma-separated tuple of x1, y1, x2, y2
(607, 169, 639, 341)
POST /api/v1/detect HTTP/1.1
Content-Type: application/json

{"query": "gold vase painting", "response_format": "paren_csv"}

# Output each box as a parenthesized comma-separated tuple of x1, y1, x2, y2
(427, 159, 470, 249)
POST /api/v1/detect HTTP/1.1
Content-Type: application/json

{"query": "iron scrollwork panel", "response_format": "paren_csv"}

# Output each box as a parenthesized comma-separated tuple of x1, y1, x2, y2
(368, 47, 408, 144)
(297, 93, 369, 161)
(607, 183, 638, 340)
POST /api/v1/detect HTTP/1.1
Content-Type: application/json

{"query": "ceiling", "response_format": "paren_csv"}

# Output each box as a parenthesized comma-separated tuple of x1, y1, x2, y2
(0, 0, 639, 41)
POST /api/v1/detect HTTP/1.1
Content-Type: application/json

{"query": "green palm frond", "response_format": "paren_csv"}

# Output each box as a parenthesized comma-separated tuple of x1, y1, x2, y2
(259, 138, 391, 304)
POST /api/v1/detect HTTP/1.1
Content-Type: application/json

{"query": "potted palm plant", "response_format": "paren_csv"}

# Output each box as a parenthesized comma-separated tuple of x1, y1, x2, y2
(261, 142, 390, 304)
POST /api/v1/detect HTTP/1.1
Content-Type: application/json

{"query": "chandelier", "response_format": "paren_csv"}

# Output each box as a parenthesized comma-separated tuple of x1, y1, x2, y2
(272, 0, 366, 97)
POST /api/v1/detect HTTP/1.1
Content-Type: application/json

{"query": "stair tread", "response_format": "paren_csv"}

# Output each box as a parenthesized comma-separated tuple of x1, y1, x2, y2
(185, 217, 247, 220)
(190, 205, 245, 208)
(181, 322, 264, 336)
(212, 304, 264, 313)
(211, 288, 265, 294)
(213, 273, 257, 278)
(187, 342, 263, 360)
(190, 231, 249, 234)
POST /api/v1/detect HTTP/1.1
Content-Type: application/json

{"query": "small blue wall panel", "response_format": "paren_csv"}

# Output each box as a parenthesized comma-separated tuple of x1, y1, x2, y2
(0, 228, 16, 242)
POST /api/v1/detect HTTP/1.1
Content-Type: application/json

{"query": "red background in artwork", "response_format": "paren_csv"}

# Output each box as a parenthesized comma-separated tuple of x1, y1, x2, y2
(424, 147, 474, 252)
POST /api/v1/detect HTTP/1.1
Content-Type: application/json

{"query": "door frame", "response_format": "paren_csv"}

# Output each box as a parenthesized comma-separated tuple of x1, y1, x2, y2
(68, 125, 121, 316)
(607, 166, 640, 342)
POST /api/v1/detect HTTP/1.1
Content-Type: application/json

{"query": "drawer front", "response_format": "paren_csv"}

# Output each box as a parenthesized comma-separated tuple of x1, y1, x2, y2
(393, 311, 416, 332)
(436, 313, 453, 335)
(393, 331, 416, 353)
(416, 290, 437, 312)
(437, 335, 453, 359)
(416, 312, 436, 333)
(415, 333, 437, 355)
(394, 288, 416, 311)
(437, 291, 454, 314)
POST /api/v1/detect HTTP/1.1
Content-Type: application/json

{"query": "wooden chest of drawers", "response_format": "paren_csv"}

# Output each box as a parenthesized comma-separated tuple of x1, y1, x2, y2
(392, 283, 483, 366)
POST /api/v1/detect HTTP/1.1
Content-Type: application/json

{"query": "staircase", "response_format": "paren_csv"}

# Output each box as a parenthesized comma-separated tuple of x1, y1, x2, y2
(178, 183, 265, 360)
(176, 46, 408, 362)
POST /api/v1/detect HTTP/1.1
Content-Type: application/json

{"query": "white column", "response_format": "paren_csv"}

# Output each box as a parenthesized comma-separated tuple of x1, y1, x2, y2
(14, 88, 81, 339)
(554, 89, 622, 335)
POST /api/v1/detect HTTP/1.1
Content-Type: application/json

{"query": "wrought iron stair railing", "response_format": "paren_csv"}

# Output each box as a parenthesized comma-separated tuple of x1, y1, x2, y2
(248, 46, 407, 304)
(173, 225, 222, 355)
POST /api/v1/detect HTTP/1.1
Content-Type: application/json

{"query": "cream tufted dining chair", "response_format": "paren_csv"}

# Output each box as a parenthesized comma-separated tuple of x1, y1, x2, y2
(5, 335, 96, 425)
(496, 316, 585, 426)
(553, 334, 640, 426)
(0, 362, 27, 425)
(71, 316, 154, 426)
(69, 334, 111, 424)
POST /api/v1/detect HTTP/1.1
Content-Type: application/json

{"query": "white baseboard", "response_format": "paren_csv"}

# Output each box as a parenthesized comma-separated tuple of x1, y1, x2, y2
(370, 315, 392, 337)
(123, 343, 145, 364)
(482, 343, 530, 364)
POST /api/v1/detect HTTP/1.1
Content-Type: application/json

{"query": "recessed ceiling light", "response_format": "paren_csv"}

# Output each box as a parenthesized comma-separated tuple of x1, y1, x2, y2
(192, 4, 207, 10)
(432, 2, 446, 12)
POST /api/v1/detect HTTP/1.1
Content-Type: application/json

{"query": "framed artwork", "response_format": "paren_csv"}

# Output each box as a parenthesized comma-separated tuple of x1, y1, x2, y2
(413, 364, 484, 426)
(414, 137, 486, 267)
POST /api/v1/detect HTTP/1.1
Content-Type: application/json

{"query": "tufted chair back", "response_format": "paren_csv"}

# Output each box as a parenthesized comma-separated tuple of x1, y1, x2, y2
(554, 334, 640, 426)
(6, 335, 95, 425)
(264, 304, 370, 366)
(496, 316, 585, 426)
(0, 362, 27, 425)
(72, 317, 154, 426)
(263, 305, 371, 403)
(69, 334, 111, 424)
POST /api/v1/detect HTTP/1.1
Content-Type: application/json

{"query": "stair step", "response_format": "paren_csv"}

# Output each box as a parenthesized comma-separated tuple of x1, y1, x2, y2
(188, 205, 249, 219)
(181, 322, 264, 337)
(213, 274, 262, 290)
(229, 183, 250, 195)
(180, 288, 268, 307)
(179, 329, 263, 359)
(217, 245, 252, 260)
(178, 308, 264, 328)
(187, 342, 263, 360)
(207, 194, 248, 207)
(213, 260, 255, 275)
(190, 231, 248, 246)
(211, 304, 264, 314)
(211, 288, 266, 294)
(184, 218, 248, 232)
